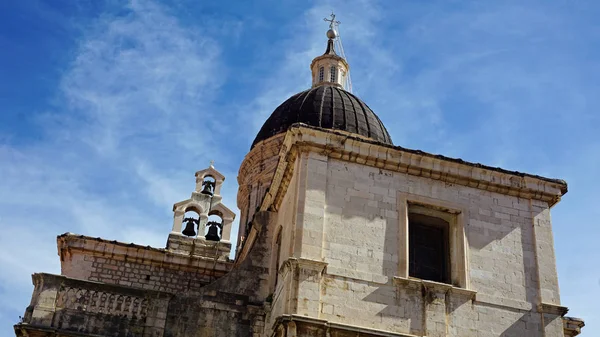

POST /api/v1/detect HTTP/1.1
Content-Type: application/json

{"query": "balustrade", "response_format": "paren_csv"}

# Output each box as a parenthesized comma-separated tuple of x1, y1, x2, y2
(17, 273, 170, 337)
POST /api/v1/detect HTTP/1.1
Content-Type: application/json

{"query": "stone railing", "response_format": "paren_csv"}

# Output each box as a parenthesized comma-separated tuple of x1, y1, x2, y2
(15, 273, 171, 337)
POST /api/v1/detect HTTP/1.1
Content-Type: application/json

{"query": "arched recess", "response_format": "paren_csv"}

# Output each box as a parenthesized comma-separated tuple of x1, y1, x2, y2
(209, 202, 235, 242)
(269, 225, 283, 294)
(203, 212, 224, 241)
(171, 200, 207, 234)
(181, 207, 201, 237)
(195, 166, 225, 196)
(199, 175, 216, 195)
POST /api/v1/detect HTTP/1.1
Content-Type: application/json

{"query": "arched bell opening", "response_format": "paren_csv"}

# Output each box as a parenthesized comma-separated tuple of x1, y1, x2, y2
(200, 175, 216, 196)
(204, 212, 223, 242)
(181, 208, 201, 238)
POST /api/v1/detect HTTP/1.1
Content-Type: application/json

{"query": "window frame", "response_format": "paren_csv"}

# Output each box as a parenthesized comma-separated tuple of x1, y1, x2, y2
(318, 67, 325, 82)
(329, 66, 337, 83)
(397, 192, 470, 289)
(408, 208, 451, 284)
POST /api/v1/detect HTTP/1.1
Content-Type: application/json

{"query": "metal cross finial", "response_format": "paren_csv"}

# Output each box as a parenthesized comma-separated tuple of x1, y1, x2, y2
(323, 12, 340, 29)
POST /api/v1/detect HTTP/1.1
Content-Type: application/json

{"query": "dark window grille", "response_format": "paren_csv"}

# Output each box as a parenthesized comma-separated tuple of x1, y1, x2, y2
(408, 212, 450, 284)
(330, 66, 337, 82)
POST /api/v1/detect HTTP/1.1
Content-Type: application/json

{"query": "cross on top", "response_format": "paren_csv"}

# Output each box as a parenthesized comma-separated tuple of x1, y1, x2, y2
(323, 12, 340, 29)
(209, 160, 215, 167)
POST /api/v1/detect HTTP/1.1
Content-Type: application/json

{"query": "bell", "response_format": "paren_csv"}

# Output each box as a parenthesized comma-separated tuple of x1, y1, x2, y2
(182, 218, 197, 237)
(200, 181, 214, 196)
(205, 221, 221, 241)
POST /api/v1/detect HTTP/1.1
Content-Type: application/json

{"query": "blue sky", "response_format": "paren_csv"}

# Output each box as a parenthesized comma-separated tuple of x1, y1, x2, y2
(0, 0, 598, 335)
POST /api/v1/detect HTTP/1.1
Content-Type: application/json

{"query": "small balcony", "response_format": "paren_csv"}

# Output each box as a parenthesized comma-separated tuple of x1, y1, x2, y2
(14, 273, 171, 337)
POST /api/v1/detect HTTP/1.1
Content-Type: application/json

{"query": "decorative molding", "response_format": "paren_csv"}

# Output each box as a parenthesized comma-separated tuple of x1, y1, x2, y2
(538, 302, 569, 316)
(278, 257, 328, 277)
(393, 276, 477, 300)
(260, 125, 566, 217)
(563, 316, 585, 337)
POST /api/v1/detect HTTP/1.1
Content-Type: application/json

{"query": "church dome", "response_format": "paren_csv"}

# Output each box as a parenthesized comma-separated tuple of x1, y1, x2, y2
(251, 85, 393, 148)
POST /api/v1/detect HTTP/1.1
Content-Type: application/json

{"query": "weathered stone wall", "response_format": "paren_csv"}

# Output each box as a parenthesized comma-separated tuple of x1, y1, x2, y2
(284, 152, 565, 336)
(16, 273, 171, 337)
(70, 253, 216, 293)
(19, 209, 278, 337)
(163, 210, 276, 337)
(58, 235, 232, 296)
(264, 160, 301, 334)
(237, 134, 285, 246)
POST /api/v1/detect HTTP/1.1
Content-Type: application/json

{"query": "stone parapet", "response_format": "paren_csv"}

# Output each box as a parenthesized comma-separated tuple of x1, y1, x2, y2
(58, 233, 232, 294)
(14, 273, 171, 337)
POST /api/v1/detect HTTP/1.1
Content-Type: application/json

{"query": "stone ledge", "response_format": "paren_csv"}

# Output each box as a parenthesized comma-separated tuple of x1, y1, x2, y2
(261, 125, 567, 218)
(275, 314, 420, 337)
(279, 257, 328, 276)
(393, 276, 477, 300)
(14, 323, 99, 337)
(538, 302, 569, 316)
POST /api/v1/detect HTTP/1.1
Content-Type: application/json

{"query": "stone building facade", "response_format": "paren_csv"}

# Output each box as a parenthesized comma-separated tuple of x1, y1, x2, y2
(15, 20, 584, 337)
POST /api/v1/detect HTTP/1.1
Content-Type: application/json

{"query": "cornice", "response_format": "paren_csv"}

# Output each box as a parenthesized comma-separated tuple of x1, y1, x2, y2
(538, 302, 569, 316)
(563, 316, 585, 336)
(262, 124, 567, 213)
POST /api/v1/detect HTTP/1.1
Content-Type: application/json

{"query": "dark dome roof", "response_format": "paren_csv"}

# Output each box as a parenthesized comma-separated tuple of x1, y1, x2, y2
(252, 85, 392, 148)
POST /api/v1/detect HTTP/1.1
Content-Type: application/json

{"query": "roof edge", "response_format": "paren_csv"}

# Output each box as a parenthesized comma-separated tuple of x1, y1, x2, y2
(258, 124, 567, 215)
(287, 123, 567, 190)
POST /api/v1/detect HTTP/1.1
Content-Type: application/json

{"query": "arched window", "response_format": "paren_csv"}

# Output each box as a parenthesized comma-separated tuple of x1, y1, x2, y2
(182, 208, 201, 237)
(200, 175, 215, 196)
(205, 213, 223, 241)
(318, 67, 324, 82)
(330, 66, 337, 82)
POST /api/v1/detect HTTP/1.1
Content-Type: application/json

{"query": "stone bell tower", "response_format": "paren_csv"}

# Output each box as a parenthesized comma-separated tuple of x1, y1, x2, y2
(167, 162, 236, 260)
